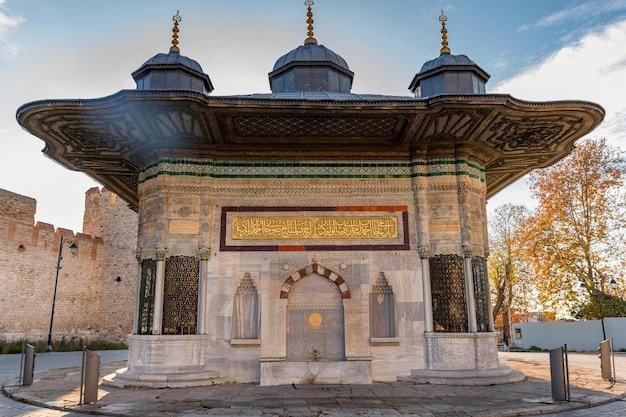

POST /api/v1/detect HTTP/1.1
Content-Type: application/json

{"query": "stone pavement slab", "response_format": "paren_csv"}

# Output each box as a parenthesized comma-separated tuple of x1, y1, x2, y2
(1, 354, 625, 417)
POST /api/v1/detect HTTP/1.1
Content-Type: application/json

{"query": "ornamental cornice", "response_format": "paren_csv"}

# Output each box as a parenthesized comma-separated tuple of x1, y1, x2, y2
(138, 178, 486, 201)
(15, 90, 606, 112)
(17, 90, 604, 210)
(139, 182, 416, 200)
(413, 182, 485, 197)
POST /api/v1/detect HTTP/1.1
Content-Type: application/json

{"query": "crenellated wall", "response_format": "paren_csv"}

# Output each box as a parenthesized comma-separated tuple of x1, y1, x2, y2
(0, 187, 138, 343)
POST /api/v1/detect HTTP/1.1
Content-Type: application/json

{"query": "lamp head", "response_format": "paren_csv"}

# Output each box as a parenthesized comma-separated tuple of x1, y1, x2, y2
(69, 242, 78, 255)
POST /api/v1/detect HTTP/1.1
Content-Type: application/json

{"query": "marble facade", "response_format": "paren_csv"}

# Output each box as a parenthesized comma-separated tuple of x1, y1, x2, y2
(113, 157, 496, 386)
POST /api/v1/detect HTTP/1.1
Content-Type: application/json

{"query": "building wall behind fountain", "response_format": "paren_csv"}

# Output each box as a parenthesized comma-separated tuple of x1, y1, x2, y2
(0, 187, 138, 343)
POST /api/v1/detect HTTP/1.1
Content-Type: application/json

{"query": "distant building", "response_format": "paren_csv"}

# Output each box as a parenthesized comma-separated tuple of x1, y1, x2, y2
(16, 7, 603, 386)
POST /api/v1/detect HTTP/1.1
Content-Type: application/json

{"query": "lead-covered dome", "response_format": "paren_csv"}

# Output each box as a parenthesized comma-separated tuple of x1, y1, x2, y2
(269, 43, 354, 94)
(418, 53, 477, 72)
(132, 51, 214, 94)
(409, 52, 490, 97)
(409, 11, 490, 97)
(131, 11, 213, 94)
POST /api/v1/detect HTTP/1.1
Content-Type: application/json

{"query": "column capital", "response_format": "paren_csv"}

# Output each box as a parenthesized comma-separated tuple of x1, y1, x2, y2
(462, 245, 473, 258)
(135, 250, 142, 262)
(199, 247, 211, 261)
(418, 245, 430, 259)
(156, 248, 168, 261)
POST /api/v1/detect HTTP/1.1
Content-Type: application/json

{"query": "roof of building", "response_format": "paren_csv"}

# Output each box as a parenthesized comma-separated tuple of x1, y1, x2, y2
(15, 8, 605, 210)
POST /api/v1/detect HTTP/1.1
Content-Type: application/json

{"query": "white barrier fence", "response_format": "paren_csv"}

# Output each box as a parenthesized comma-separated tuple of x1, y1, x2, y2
(511, 317, 626, 352)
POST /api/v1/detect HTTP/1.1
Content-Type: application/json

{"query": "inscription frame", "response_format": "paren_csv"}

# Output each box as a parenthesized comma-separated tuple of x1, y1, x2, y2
(220, 206, 410, 252)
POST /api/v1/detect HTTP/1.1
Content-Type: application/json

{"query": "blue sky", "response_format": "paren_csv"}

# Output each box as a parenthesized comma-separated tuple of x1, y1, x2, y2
(1, 0, 625, 232)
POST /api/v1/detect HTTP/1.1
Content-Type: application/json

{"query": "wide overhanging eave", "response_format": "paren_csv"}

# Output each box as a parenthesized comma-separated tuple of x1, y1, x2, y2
(16, 90, 605, 207)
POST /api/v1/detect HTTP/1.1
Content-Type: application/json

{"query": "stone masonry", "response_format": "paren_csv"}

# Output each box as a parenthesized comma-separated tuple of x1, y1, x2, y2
(0, 187, 137, 343)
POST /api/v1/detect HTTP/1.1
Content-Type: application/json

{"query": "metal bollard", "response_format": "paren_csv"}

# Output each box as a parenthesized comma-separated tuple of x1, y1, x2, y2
(22, 344, 36, 386)
(83, 350, 100, 404)
(549, 346, 566, 401)
(598, 339, 613, 381)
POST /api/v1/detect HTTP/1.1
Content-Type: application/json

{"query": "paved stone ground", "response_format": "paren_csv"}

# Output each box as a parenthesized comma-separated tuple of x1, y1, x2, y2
(1, 351, 625, 416)
(0, 350, 127, 417)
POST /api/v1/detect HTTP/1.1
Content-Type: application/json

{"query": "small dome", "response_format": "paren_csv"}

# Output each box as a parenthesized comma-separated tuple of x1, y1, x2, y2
(132, 51, 214, 94)
(269, 43, 354, 94)
(418, 53, 476, 73)
(409, 52, 490, 98)
(272, 44, 350, 72)
(139, 51, 206, 73)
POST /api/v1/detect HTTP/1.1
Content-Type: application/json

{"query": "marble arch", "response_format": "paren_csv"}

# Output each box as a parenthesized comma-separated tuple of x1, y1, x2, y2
(280, 263, 350, 300)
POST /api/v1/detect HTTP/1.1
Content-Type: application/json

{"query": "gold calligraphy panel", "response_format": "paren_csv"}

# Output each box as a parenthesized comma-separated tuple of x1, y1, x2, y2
(232, 217, 397, 239)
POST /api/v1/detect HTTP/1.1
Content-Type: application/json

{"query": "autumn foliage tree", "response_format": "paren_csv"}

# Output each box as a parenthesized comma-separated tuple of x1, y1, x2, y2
(522, 138, 626, 317)
(488, 203, 531, 343)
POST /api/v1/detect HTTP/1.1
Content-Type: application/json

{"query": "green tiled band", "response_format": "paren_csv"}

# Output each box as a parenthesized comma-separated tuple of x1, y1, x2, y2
(139, 158, 485, 183)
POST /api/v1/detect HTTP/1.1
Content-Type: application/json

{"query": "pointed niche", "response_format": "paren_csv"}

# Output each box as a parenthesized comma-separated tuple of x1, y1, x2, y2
(233, 273, 259, 339)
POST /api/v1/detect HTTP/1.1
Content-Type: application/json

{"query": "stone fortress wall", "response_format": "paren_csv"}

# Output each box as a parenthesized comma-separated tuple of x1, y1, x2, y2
(0, 187, 138, 343)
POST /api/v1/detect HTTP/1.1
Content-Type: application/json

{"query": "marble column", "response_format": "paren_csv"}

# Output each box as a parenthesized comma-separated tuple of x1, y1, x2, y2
(152, 248, 167, 335)
(133, 251, 142, 334)
(462, 245, 477, 333)
(197, 247, 210, 334)
(418, 246, 433, 333)
(483, 249, 495, 332)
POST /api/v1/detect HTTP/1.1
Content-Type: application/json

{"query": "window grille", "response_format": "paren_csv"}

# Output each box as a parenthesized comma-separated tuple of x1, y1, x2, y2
(137, 259, 156, 335)
(472, 256, 491, 332)
(162, 256, 199, 335)
(430, 254, 468, 332)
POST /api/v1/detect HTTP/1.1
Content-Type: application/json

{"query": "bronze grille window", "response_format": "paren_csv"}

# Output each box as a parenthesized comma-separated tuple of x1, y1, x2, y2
(163, 256, 199, 335)
(472, 256, 491, 332)
(137, 259, 156, 335)
(430, 254, 468, 332)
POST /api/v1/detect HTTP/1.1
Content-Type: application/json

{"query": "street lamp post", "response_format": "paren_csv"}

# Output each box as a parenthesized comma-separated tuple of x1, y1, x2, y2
(595, 286, 607, 341)
(581, 274, 609, 341)
(46, 237, 78, 351)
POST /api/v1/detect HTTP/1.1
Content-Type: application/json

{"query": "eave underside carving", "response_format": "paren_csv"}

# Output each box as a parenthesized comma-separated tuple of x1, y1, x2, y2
(16, 93, 604, 209)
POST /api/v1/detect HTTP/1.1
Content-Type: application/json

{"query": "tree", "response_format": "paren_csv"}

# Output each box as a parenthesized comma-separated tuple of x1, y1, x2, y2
(522, 138, 626, 316)
(572, 291, 626, 320)
(488, 203, 531, 344)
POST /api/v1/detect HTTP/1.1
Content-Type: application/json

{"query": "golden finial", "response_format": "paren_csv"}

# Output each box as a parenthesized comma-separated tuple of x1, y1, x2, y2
(170, 10, 181, 53)
(304, 0, 318, 45)
(439, 10, 450, 54)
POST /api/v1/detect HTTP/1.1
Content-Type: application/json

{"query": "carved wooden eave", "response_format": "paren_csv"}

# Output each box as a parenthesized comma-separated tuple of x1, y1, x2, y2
(16, 90, 604, 210)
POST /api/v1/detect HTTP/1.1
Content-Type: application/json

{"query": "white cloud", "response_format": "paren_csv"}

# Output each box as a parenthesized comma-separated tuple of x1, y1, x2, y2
(494, 18, 626, 147)
(0, 0, 24, 58)
(488, 18, 626, 212)
(519, 0, 626, 31)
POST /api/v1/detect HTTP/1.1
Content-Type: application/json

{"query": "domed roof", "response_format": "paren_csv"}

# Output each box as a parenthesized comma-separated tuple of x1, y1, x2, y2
(272, 43, 350, 72)
(409, 52, 490, 97)
(269, 43, 354, 94)
(132, 51, 214, 94)
(409, 10, 490, 97)
(418, 53, 476, 73)
(138, 51, 206, 73)
(131, 11, 214, 94)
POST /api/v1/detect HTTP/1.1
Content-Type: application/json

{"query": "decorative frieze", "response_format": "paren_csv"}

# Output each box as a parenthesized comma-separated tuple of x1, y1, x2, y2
(138, 157, 485, 183)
